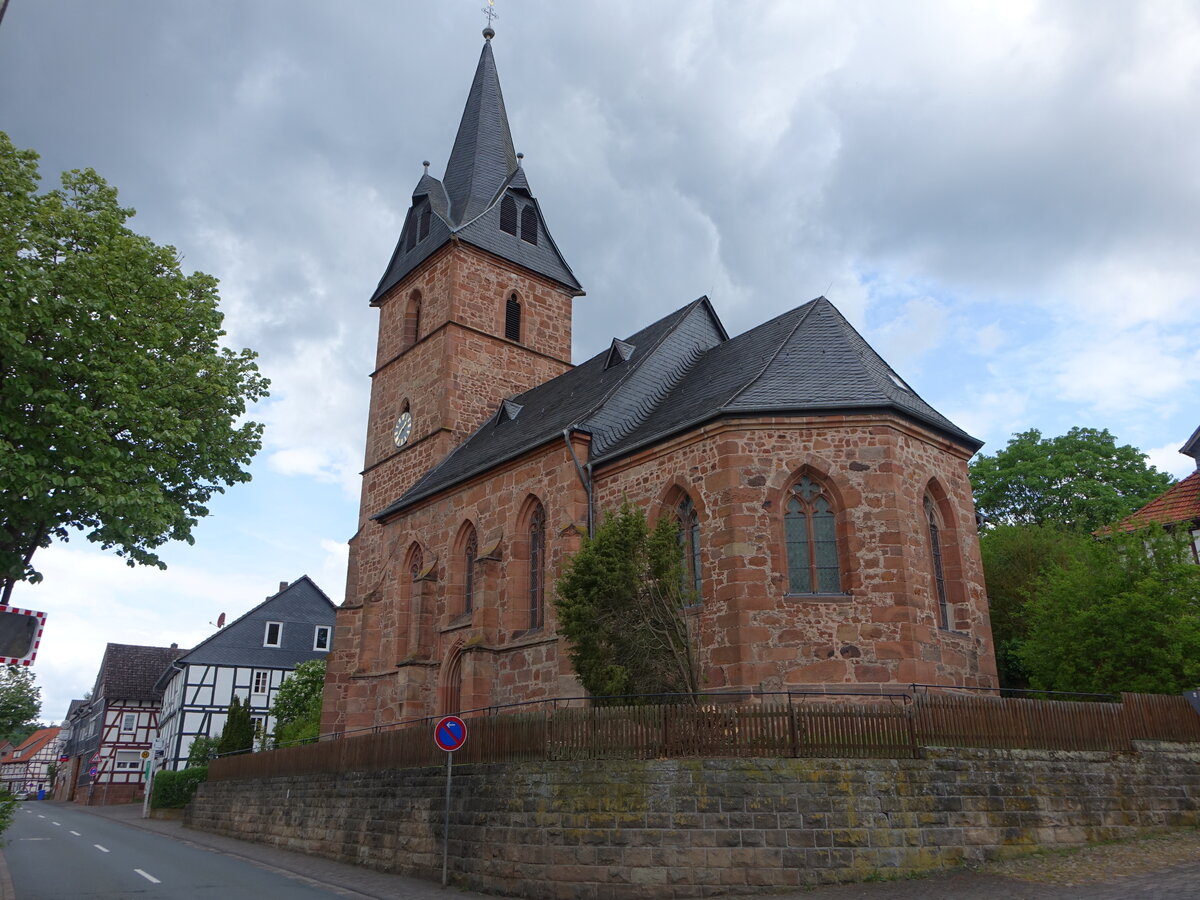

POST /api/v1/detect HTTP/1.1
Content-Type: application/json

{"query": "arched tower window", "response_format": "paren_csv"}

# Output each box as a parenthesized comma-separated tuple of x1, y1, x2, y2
(505, 293, 521, 342)
(785, 475, 841, 594)
(925, 497, 950, 629)
(520, 205, 538, 245)
(528, 502, 546, 629)
(500, 196, 518, 235)
(676, 494, 702, 603)
(403, 292, 422, 347)
(463, 527, 478, 614)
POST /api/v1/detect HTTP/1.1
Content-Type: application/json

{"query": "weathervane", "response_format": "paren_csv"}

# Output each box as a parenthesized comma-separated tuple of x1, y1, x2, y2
(482, 0, 498, 32)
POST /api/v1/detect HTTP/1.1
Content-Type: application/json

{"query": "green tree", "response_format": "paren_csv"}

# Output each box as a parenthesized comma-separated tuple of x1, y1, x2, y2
(978, 525, 1091, 688)
(1018, 526, 1200, 694)
(217, 696, 254, 756)
(269, 659, 326, 747)
(0, 665, 41, 744)
(185, 735, 220, 768)
(969, 427, 1174, 534)
(554, 503, 698, 700)
(0, 132, 269, 605)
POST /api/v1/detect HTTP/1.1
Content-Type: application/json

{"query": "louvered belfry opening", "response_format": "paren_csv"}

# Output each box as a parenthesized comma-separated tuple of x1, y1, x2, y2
(505, 293, 521, 341)
(520, 205, 538, 244)
(500, 195, 517, 235)
(418, 206, 432, 241)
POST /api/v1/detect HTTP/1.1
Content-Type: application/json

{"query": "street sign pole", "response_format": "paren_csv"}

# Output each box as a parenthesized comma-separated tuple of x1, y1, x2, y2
(442, 750, 453, 887)
(432, 715, 467, 888)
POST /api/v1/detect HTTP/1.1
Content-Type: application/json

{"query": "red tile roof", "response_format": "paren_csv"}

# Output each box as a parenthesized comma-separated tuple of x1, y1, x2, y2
(1, 727, 60, 764)
(1118, 469, 1200, 531)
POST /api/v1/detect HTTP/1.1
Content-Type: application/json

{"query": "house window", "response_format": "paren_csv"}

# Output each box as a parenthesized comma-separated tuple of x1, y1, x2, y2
(500, 195, 518, 235)
(529, 503, 546, 629)
(252, 670, 270, 695)
(264, 622, 283, 647)
(926, 498, 950, 629)
(505, 294, 521, 342)
(463, 529, 478, 614)
(520, 205, 538, 245)
(676, 494, 702, 603)
(114, 750, 142, 771)
(120, 713, 136, 733)
(313, 625, 331, 651)
(784, 476, 842, 594)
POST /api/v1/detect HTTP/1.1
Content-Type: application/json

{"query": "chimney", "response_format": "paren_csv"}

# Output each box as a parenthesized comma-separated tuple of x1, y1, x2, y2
(279, 580, 289, 593)
(170, 643, 178, 650)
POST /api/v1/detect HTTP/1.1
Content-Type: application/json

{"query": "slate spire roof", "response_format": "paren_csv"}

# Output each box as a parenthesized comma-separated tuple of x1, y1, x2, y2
(375, 296, 981, 519)
(369, 35, 582, 304)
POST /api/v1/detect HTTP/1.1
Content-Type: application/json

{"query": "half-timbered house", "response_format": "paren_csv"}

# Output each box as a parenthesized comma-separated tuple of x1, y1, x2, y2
(156, 576, 336, 770)
(0, 727, 61, 797)
(64, 642, 183, 805)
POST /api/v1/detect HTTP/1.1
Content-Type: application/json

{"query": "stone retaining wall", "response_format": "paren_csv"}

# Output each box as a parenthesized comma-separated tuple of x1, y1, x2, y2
(185, 744, 1200, 899)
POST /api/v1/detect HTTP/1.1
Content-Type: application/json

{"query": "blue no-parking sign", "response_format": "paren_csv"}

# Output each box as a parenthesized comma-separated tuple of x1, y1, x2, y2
(434, 715, 467, 752)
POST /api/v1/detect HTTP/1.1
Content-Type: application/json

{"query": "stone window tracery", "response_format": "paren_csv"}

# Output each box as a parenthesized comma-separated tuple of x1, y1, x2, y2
(926, 497, 950, 629)
(675, 494, 702, 603)
(784, 475, 841, 594)
(528, 503, 546, 629)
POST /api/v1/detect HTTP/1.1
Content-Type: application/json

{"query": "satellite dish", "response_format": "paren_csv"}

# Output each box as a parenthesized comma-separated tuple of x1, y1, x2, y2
(208, 612, 227, 629)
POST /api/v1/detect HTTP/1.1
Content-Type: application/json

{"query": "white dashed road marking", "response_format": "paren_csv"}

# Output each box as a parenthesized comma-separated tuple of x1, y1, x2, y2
(94, 844, 109, 853)
(135, 869, 161, 884)
(69, 830, 81, 836)
(51, 821, 61, 826)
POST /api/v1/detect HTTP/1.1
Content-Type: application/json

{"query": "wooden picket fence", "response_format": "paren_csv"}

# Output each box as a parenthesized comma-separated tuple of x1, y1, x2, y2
(208, 690, 1200, 783)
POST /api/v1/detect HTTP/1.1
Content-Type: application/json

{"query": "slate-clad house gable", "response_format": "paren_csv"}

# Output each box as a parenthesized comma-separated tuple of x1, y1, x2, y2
(322, 33, 998, 733)
(156, 576, 337, 771)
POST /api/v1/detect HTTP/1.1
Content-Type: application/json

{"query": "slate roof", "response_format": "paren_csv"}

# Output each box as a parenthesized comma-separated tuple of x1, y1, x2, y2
(156, 576, 336, 688)
(92, 643, 183, 703)
(1182, 425, 1200, 463)
(375, 296, 980, 519)
(369, 37, 582, 304)
(1117, 469, 1200, 532)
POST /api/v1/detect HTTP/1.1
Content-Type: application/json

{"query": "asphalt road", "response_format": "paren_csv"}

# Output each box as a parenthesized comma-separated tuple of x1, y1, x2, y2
(6, 802, 342, 899)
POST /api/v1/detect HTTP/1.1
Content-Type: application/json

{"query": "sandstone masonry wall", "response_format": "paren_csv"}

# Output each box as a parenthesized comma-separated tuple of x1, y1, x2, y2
(186, 745, 1200, 899)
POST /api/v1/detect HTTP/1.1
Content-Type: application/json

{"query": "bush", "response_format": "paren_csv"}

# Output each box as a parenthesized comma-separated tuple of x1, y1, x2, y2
(150, 766, 208, 809)
(0, 790, 16, 840)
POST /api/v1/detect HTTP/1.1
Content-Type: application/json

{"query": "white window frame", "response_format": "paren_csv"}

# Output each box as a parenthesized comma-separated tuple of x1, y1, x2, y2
(114, 750, 142, 771)
(263, 621, 283, 647)
(313, 625, 331, 651)
(121, 712, 136, 733)
(252, 670, 270, 695)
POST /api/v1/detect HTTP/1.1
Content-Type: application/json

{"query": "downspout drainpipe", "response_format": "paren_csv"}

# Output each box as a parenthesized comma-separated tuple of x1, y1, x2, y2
(563, 428, 594, 537)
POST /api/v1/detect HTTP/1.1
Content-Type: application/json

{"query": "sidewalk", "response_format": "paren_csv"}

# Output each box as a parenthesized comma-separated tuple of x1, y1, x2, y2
(19, 801, 1200, 899)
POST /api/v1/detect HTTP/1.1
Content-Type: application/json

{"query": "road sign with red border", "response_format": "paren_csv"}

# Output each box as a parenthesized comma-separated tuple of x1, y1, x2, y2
(434, 715, 467, 752)
(0, 605, 47, 665)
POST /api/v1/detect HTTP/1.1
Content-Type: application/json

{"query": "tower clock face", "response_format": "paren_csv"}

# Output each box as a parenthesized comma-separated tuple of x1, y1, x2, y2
(392, 411, 414, 448)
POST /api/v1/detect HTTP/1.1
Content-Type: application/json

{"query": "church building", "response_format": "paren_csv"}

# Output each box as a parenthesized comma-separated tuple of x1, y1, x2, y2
(322, 30, 998, 733)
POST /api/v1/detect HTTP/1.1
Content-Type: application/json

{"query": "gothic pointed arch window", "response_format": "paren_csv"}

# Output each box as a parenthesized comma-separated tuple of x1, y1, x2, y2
(442, 647, 463, 715)
(500, 195, 518, 235)
(463, 527, 478, 614)
(925, 497, 950, 629)
(676, 494, 702, 603)
(520, 205, 538, 245)
(505, 293, 521, 342)
(528, 502, 546, 629)
(784, 475, 842, 594)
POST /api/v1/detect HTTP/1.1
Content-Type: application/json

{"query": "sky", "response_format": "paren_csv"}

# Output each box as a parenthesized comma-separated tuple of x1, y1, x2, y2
(2, 1, 1198, 723)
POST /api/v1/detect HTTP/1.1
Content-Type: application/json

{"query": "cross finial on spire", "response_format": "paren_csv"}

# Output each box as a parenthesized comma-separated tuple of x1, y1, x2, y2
(482, 0, 498, 38)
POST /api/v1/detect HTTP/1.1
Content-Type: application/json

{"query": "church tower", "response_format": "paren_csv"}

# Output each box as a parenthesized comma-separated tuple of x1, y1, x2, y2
(355, 29, 583, 545)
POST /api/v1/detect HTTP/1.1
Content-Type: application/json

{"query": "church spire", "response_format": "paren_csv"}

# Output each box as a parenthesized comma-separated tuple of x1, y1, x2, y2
(368, 31, 582, 305)
(443, 36, 517, 226)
